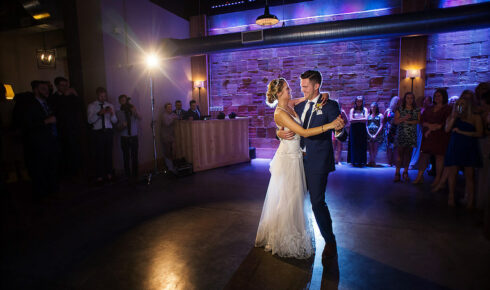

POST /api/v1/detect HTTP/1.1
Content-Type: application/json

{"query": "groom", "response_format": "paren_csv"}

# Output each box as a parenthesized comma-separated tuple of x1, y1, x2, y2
(278, 70, 345, 261)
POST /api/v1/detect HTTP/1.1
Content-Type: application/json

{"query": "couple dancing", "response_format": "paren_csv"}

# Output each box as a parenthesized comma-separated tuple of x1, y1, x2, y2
(255, 70, 345, 263)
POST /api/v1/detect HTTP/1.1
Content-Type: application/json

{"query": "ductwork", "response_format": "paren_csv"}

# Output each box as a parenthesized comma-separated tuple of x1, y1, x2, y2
(162, 2, 490, 57)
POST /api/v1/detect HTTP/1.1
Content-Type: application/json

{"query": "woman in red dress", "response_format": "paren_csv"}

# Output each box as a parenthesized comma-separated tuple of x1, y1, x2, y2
(413, 89, 451, 185)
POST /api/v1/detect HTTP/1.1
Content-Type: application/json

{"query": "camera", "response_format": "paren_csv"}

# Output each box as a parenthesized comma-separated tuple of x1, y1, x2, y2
(456, 104, 464, 115)
(121, 98, 134, 115)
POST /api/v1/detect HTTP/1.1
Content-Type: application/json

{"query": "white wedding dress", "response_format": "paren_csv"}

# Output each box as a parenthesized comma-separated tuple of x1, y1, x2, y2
(255, 109, 314, 259)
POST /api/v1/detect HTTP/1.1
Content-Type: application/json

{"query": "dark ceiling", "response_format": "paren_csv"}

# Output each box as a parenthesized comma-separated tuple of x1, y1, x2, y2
(0, 0, 62, 32)
(0, 0, 311, 32)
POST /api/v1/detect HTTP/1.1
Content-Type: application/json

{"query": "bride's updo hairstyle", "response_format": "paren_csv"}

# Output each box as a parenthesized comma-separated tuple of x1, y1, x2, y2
(266, 78, 287, 107)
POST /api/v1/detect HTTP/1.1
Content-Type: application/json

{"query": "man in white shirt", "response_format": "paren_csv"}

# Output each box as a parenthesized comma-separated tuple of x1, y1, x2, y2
(87, 87, 118, 183)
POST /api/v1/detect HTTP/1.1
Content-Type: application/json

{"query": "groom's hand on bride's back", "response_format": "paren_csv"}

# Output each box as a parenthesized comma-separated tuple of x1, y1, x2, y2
(277, 127, 295, 140)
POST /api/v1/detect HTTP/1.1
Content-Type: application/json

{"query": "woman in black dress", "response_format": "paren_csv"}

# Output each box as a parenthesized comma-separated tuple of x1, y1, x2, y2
(348, 96, 368, 167)
(444, 92, 483, 208)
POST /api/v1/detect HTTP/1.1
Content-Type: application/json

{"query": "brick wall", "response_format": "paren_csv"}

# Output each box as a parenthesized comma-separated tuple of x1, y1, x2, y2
(425, 28, 490, 97)
(209, 38, 400, 157)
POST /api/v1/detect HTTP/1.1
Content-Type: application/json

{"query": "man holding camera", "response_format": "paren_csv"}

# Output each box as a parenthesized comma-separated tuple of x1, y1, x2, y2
(116, 95, 141, 180)
(87, 87, 118, 184)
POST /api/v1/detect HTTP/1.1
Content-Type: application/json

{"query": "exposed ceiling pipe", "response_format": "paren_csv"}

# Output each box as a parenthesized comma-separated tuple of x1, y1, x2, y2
(161, 2, 490, 57)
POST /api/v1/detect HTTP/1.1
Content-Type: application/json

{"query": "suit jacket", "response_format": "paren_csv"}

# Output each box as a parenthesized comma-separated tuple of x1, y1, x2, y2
(20, 97, 58, 151)
(294, 98, 341, 174)
(185, 109, 201, 120)
(173, 109, 185, 120)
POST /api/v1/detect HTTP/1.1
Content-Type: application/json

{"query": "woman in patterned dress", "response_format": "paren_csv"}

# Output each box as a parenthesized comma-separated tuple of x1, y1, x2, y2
(384, 96, 400, 166)
(366, 102, 384, 167)
(394, 92, 420, 182)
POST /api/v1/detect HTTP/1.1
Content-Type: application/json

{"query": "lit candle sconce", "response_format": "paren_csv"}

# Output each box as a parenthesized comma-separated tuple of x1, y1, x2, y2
(405, 69, 421, 93)
(36, 49, 56, 68)
(194, 80, 205, 106)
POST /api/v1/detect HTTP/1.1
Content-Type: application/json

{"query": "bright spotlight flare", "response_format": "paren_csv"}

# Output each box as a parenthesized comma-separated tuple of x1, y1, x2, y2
(145, 53, 159, 69)
(144, 52, 164, 184)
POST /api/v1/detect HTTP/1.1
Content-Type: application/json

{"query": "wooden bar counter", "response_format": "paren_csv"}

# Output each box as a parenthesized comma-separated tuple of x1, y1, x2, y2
(174, 118, 250, 172)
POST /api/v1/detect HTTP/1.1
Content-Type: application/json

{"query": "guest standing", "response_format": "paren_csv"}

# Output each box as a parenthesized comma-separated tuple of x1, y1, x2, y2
(87, 87, 118, 184)
(0, 84, 23, 183)
(116, 95, 141, 180)
(20, 81, 59, 198)
(333, 101, 348, 164)
(413, 89, 451, 185)
(186, 100, 201, 120)
(49, 77, 85, 178)
(384, 96, 399, 166)
(444, 92, 482, 208)
(410, 96, 431, 170)
(161, 103, 178, 173)
(394, 92, 420, 182)
(366, 102, 384, 167)
(348, 96, 368, 167)
(474, 82, 490, 210)
(173, 100, 186, 120)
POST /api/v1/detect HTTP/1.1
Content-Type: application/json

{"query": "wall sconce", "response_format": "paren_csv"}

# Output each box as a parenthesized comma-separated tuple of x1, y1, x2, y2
(4, 84, 15, 100)
(194, 81, 205, 106)
(36, 49, 56, 69)
(405, 69, 421, 93)
(194, 81, 205, 89)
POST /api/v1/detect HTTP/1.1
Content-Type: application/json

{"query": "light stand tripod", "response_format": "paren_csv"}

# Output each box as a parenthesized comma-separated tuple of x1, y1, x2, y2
(146, 71, 165, 185)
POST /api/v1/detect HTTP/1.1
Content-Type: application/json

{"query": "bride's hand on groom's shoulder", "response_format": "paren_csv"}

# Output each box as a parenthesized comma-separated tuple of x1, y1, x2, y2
(320, 92, 329, 106)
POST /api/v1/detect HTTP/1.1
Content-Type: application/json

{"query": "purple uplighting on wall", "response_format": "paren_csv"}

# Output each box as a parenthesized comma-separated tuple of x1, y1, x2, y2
(207, 0, 489, 157)
(209, 38, 399, 158)
(439, 0, 488, 8)
(208, 0, 398, 35)
(425, 28, 490, 97)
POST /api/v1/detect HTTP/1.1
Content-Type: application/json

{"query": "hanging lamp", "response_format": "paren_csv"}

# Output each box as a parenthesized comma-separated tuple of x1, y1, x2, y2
(256, 0, 279, 26)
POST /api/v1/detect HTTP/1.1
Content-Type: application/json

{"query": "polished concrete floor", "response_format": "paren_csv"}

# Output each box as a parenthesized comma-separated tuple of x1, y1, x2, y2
(2, 159, 489, 289)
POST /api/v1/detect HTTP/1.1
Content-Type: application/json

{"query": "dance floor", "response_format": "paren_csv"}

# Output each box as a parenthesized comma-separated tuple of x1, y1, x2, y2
(2, 159, 489, 289)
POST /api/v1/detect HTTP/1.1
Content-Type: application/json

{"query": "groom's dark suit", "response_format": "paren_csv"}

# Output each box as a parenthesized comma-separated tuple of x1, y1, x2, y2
(294, 97, 341, 243)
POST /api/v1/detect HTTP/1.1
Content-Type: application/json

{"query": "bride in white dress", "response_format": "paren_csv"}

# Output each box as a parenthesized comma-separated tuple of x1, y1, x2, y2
(255, 78, 343, 259)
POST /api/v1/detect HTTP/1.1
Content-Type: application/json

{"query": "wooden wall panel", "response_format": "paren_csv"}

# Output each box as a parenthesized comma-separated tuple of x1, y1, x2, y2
(175, 118, 250, 172)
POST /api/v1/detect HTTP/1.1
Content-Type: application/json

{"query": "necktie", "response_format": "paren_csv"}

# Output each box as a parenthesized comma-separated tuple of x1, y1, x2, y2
(100, 103, 106, 129)
(42, 101, 57, 136)
(300, 102, 314, 149)
(41, 101, 50, 115)
(303, 102, 314, 129)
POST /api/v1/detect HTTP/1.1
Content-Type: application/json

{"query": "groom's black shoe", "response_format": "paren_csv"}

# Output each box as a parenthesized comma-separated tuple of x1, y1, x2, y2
(322, 242, 337, 262)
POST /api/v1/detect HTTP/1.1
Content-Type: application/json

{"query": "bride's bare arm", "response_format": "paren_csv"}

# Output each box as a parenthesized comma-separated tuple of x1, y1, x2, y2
(288, 92, 330, 108)
(274, 110, 343, 138)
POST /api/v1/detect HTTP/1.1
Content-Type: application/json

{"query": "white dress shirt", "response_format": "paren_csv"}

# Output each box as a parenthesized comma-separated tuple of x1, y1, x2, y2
(301, 94, 321, 129)
(87, 100, 118, 130)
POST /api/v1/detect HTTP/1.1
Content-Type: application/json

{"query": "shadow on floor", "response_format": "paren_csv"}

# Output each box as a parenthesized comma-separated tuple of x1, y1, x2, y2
(225, 247, 341, 290)
(226, 246, 451, 290)
(338, 247, 451, 290)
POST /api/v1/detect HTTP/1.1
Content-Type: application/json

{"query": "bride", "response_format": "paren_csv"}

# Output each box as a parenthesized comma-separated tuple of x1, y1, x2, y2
(255, 78, 343, 259)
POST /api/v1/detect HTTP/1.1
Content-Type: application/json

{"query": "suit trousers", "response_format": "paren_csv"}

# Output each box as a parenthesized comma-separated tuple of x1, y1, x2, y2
(93, 129, 114, 178)
(121, 136, 138, 178)
(25, 139, 59, 198)
(304, 160, 336, 243)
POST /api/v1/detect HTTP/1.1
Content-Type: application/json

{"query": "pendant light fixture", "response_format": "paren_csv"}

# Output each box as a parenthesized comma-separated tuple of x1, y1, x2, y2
(256, 0, 279, 26)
